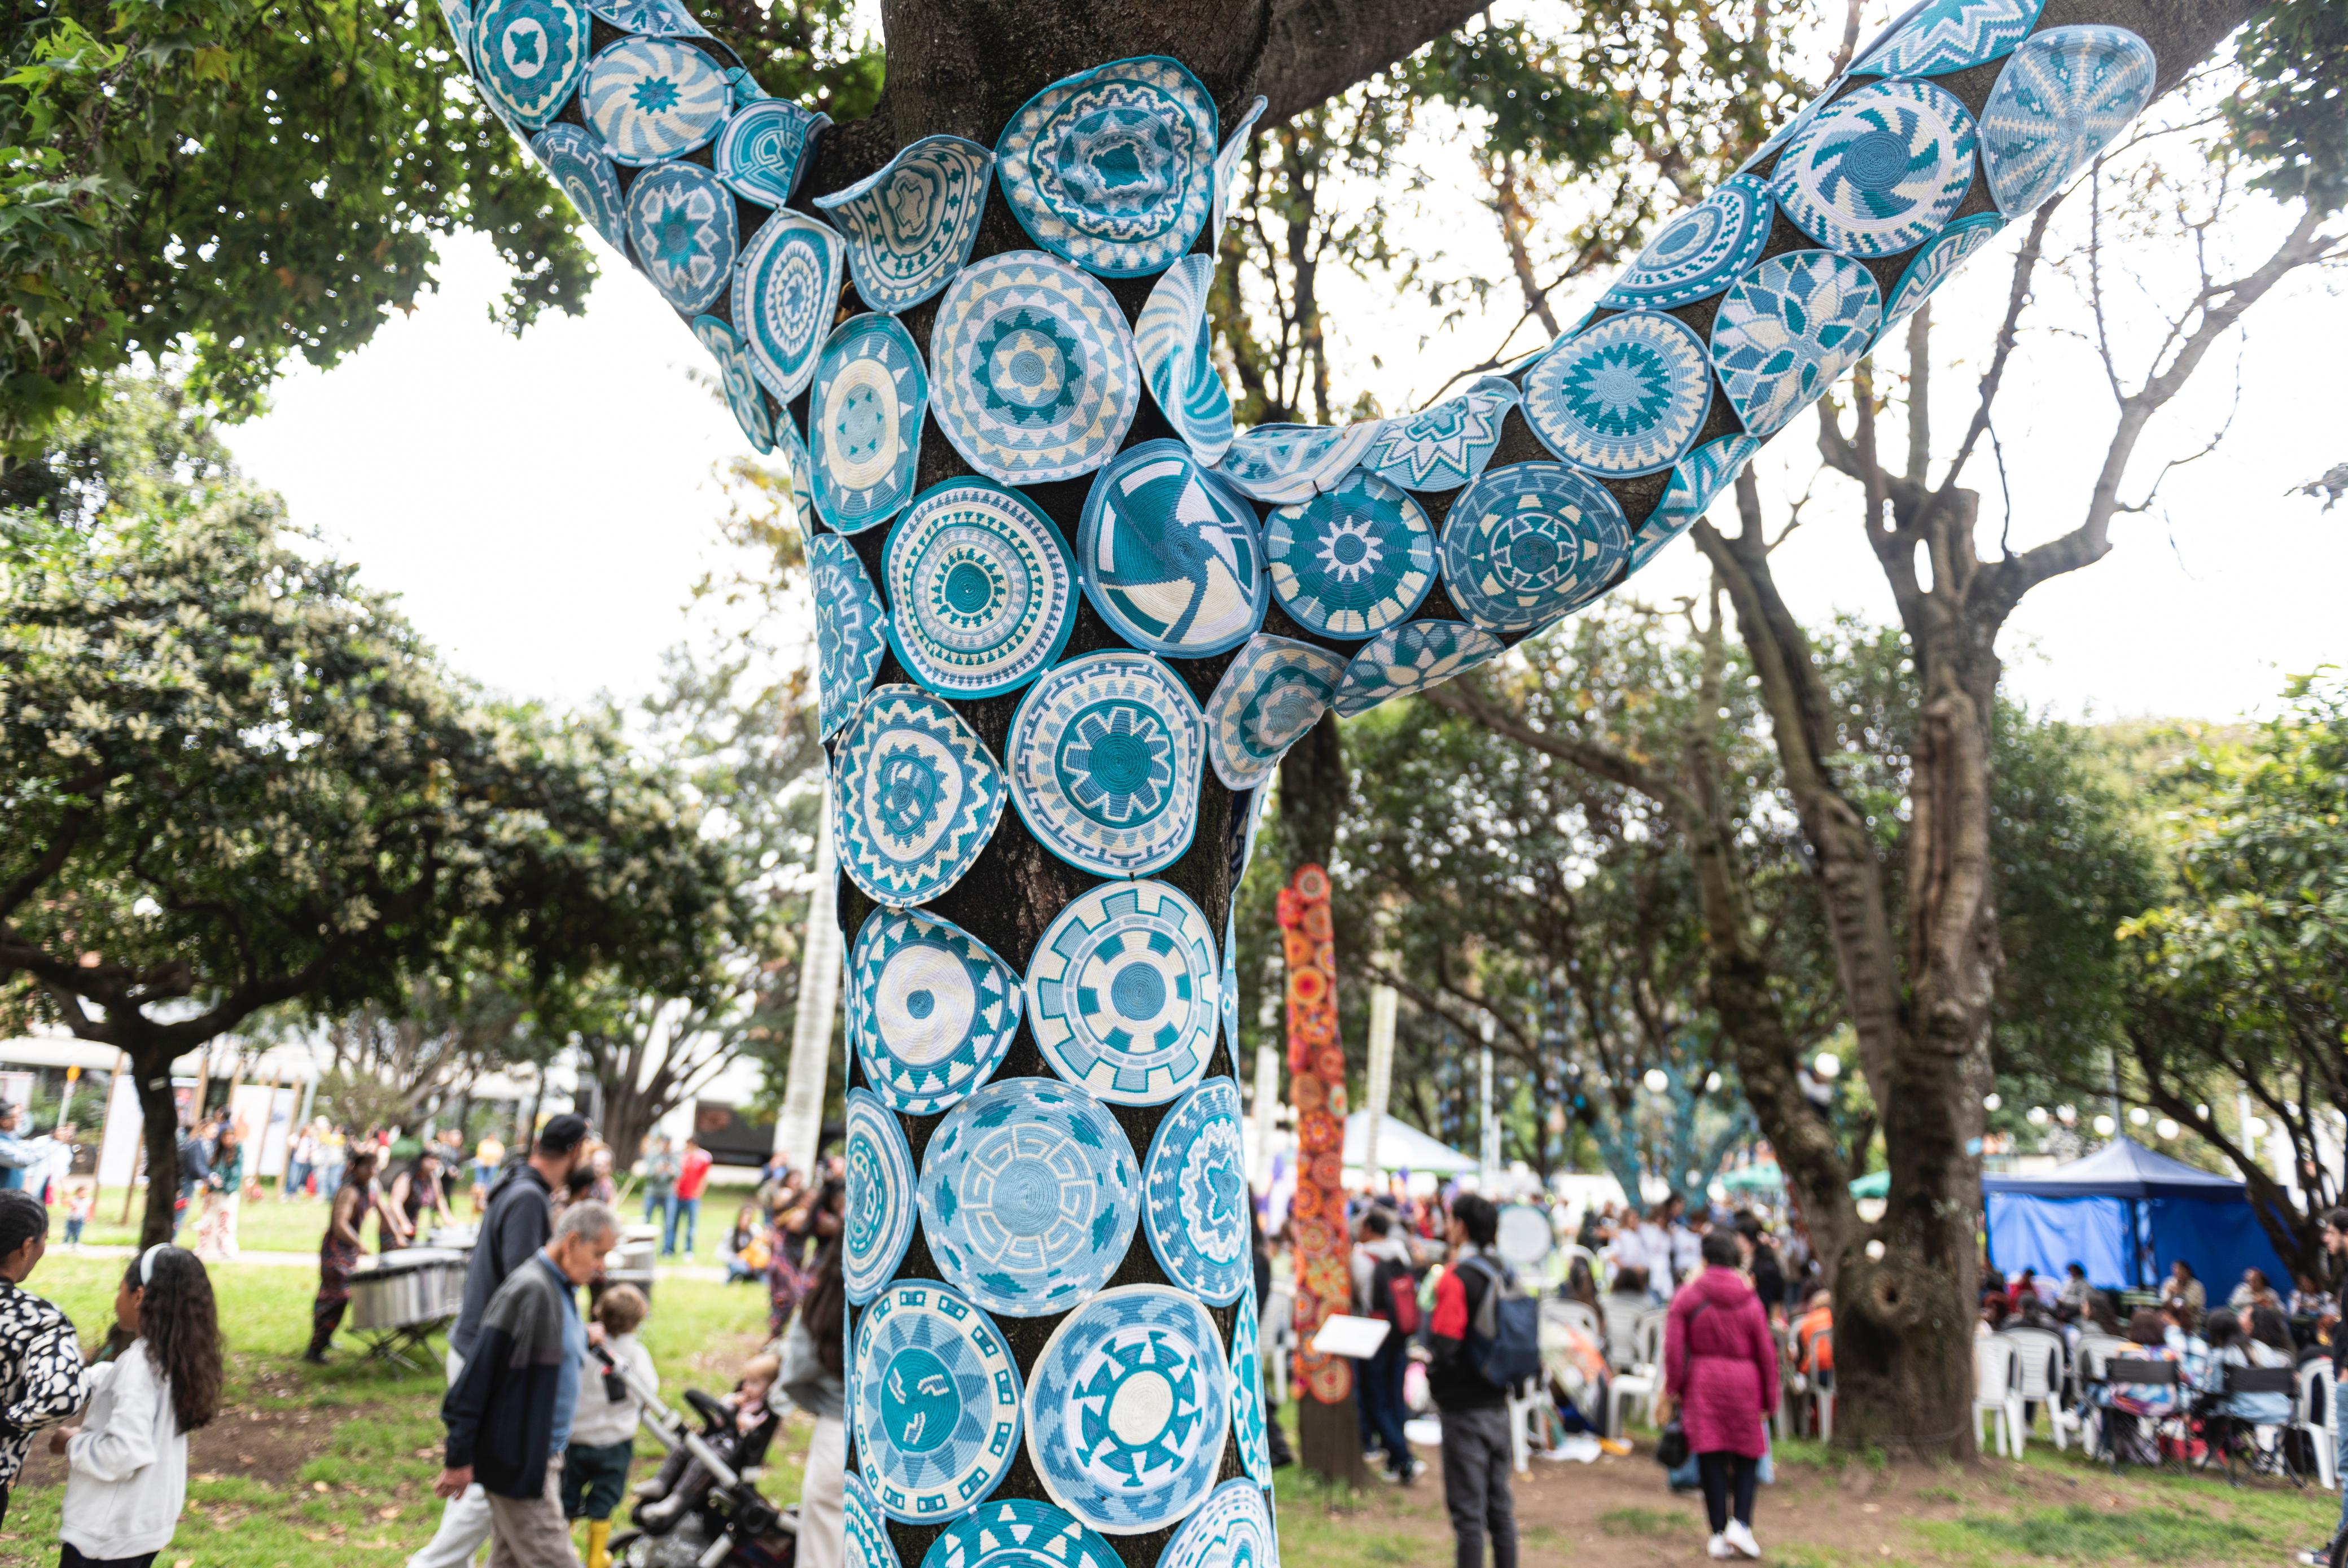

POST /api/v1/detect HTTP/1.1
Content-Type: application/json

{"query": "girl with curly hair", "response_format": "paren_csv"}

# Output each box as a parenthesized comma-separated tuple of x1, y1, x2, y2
(52, 1245, 223, 1566)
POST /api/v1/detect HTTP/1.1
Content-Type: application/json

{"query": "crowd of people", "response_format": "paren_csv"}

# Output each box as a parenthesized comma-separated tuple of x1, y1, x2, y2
(1970, 1210, 2348, 1566)
(1322, 1182, 1801, 1566)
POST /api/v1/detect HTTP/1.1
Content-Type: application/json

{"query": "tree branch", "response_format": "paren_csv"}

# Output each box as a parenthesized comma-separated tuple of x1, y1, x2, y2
(1247, 0, 1487, 125)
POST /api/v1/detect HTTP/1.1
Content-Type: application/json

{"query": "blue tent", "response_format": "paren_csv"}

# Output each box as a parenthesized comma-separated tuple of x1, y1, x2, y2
(1983, 1137, 2293, 1294)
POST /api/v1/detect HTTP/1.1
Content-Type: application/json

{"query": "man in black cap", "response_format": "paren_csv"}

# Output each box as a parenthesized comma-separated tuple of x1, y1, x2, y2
(409, 1113, 594, 1568)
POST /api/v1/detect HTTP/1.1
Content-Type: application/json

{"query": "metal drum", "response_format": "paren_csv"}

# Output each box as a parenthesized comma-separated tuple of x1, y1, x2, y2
(348, 1248, 468, 1331)
(604, 1223, 662, 1303)
(428, 1224, 479, 1252)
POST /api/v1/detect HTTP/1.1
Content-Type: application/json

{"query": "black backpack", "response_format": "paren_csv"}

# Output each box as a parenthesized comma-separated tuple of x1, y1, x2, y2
(1459, 1254, 1542, 1391)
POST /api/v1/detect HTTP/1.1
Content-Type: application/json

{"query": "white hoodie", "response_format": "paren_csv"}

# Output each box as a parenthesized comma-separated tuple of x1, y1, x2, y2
(62, 1346, 188, 1561)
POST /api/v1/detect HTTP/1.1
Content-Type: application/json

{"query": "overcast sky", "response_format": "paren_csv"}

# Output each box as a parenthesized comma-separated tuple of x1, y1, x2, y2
(224, 12, 2346, 731)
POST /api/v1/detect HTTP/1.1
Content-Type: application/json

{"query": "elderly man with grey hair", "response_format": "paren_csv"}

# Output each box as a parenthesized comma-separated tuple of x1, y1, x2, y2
(437, 1200, 619, 1567)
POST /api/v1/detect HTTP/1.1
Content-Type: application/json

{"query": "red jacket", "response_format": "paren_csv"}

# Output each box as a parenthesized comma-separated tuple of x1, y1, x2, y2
(1663, 1267, 1778, 1458)
(675, 1148, 713, 1201)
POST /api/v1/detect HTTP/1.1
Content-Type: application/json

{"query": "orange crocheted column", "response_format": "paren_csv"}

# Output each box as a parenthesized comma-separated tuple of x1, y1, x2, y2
(1278, 864, 1367, 1483)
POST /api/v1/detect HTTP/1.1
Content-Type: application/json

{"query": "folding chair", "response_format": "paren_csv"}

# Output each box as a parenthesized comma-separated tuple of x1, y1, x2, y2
(1999, 1327, 2065, 1451)
(1973, 1337, 2021, 1458)
(2104, 1356, 2183, 1472)
(2211, 1363, 2303, 1488)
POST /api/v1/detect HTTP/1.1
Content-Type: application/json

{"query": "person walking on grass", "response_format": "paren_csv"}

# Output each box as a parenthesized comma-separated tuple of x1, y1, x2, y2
(0, 1190, 86, 1531)
(1425, 1192, 1515, 1568)
(437, 1201, 619, 1568)
(410, 1115, 594, 1568)
(1658, 1229, 1778, 1561)
(53, 1245, 223, 1568)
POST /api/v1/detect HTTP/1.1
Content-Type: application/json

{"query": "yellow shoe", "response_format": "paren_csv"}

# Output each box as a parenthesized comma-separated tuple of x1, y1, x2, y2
(1597, 1436, 1633, 1457)
(585, 1517, 611, 1568)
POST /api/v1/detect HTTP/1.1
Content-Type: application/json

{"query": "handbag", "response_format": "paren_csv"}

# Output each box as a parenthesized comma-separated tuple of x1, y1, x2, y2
(1654, 1417, 1690, 1469)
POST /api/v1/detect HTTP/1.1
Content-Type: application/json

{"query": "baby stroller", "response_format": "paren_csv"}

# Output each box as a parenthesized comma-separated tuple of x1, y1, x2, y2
(599, 1347, 798, 1568)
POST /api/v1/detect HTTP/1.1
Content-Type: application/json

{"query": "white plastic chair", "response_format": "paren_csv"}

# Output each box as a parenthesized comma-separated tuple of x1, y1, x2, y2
(1605, 1311, 1669, 1439)
(2301, 1359, 2338, 1488)
(1508, 1383, 1543, 1471)
(1999, 1327, 2065, 1451)
(1262, 1285, 1294, 1407)
(1804, 1328, 1836, 1443)
(1556, 1299, 1604, 1346)
(1973, 1337, 2021, 1458)
(1600, 1295, 1649, 1373)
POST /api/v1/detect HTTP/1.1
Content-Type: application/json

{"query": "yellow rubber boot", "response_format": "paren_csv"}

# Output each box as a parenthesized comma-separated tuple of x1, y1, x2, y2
(585, 1518, 612, 1568)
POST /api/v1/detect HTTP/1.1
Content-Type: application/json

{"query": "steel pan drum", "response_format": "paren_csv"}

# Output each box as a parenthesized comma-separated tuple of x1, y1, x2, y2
(348, 1248, 468, 1331)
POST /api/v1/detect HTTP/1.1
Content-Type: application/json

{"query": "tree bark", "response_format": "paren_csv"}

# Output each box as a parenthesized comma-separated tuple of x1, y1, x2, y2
(128, 1044, 182, 1249)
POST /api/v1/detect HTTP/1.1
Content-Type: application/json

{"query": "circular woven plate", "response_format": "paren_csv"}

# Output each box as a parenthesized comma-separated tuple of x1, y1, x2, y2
(843, 1088, 915, 1303)
(583, 38, 728, 165)
(623, 161, 737, 314)
(1077, 440, 1267, 658)
(848, 906, 1022, 1115)
(811, 313, 928, 532)
(1141, 1076, 1251, 1304)
(1523, 311, 1714, 478)
(994, 56, 1217, 278)
(918, 1497, 1123, 1568)
(1023, 1285, 1230, 1535)
(1157, 1478, 1276, 1568)
(731, 211, 845, 404)
(814, 134, 996, 314)
(930, 251, 1139, 485)
(1006, 650, 1205, 879)
(1438, 462, 1631, 634)
(918, 1076, 1140, 1317)
(834, 685, 1005, 908)
(884, 480, 1075, 700)
(1265, 468, 1436, 637)
(852, 1280, 1023, 1525)
(1025, 878, 1220, 1106)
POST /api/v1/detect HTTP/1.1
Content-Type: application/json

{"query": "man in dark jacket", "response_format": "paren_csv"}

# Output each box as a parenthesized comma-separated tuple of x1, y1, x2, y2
(410, 1114, 593, 1568)
(437, 1200, 618, 1567)
(1426, 1192, 1515, 1568)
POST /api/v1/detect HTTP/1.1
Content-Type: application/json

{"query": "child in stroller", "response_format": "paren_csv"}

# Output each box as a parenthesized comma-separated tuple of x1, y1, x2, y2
(630, 1350, 784, 1534)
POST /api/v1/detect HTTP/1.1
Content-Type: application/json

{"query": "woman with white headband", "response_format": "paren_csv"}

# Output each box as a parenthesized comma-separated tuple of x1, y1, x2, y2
(49, 1245, 222, 1567)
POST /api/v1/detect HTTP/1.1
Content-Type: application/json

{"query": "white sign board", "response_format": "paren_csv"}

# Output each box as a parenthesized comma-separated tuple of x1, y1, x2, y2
(1309, 1314, 1392, 1359)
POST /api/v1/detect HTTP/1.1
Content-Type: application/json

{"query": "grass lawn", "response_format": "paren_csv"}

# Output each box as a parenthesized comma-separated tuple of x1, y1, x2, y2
(0, 1255, 2332, 1566)
(1263, 1406, 2334, 1567)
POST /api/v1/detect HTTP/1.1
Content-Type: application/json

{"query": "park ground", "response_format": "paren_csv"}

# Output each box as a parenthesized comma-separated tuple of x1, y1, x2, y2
(0, 1190, 2331, 1567)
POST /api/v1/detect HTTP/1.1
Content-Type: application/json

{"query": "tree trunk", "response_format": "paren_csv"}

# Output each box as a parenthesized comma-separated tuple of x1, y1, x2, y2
(129, 1046, 182, 1249)
(597, 1066, 666, 1173)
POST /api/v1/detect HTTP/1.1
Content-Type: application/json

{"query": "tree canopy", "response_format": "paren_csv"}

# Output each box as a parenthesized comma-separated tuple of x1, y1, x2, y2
(0, 375, 732, 1236)
(0, 0, 880, 450)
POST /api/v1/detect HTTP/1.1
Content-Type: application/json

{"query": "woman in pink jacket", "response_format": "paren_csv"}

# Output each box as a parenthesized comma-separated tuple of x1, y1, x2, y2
(1658, 1229, 1778, 1560)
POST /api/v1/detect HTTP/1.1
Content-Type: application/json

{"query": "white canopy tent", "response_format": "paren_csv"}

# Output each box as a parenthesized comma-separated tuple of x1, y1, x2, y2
(1344, 1111, 1478, 1178)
